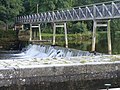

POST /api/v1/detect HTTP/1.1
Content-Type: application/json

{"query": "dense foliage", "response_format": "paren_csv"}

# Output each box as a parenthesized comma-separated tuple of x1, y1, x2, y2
(0, 0, 23, 30)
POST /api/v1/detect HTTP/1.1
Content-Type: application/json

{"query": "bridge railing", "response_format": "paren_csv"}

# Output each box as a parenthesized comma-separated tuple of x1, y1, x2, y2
(16, 0, 120, 24)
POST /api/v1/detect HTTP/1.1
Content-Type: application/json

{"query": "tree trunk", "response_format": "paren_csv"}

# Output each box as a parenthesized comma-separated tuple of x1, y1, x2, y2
(5, 22, 8, 30)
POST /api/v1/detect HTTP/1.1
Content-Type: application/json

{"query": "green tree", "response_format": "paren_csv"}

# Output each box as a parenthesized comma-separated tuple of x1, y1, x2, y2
(55, 0, 74, 10)
(69, 22, 89, 34)
(27, 0, 55, 13)
(0, 0, 24, 30)
(22, 0, 31, 15)
(27, 0, 74, 13)
(111, 19, 120, 39)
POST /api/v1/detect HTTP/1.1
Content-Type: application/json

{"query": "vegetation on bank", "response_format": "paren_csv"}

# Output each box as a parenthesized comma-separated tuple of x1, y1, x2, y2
(0, 29, 19, 50)
(0, 29, 16, 39)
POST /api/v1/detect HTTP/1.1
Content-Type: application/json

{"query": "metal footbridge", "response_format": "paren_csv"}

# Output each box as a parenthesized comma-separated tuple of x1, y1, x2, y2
(15, 0, 120, 54)
(16, 1, 120, 24)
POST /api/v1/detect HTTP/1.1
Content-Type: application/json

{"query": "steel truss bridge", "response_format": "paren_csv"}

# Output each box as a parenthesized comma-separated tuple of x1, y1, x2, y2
(15, 0, 120, 54)
(16, 0, 120, 24)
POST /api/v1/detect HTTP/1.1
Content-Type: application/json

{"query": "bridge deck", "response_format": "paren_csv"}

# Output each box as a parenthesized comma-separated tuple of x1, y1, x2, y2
(16, 1, 120, 24)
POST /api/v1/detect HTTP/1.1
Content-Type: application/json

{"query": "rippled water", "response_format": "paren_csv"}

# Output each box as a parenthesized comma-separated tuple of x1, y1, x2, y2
(0, 50, 20, 59)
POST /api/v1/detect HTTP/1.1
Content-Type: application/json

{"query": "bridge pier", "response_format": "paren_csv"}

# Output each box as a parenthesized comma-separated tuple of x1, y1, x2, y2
(53, 22, 68, 48)
(14, 24, 24, 31)
(107, 20, 112, 55)
(92, 20, 112, 54)
(92, 20, 97, 52)
(53, 23, 56, 46)
(29, 24, 42, 41)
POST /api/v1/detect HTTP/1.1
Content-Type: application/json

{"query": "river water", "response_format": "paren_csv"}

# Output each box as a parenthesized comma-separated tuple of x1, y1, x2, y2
(57, 38, 120, 55)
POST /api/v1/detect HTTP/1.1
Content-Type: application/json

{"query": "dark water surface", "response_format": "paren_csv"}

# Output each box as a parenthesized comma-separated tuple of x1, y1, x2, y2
(0, 50, 20, 59)
(61, 38, 120, 55)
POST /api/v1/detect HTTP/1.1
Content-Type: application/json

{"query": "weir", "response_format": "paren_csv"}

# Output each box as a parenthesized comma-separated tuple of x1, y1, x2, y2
(12, 44, 97, 59)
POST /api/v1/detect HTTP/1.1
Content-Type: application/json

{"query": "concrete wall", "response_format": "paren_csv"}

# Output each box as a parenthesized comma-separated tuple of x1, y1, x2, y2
(0, 62, 120, 89)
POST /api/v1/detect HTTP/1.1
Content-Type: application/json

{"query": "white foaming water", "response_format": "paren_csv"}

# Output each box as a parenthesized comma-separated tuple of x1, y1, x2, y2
(13, 44, 98, 59)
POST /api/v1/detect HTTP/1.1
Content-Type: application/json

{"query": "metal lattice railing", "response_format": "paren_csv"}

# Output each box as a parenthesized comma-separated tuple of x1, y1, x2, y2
(16, 0, 120, 24)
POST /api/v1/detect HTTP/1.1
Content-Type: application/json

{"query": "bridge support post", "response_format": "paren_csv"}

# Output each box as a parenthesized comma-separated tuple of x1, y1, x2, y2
(39, 24, 42, 40)
(107, 20, 112, 55)
(91, 20, 112, 54)
(52, 23, 68, 48)
(29, 24, 42, 41)
(92, 20, 97, 52)
(53, 23, 56, 45)
(64, 23, 68, 48)
(29, 24, 32, 41)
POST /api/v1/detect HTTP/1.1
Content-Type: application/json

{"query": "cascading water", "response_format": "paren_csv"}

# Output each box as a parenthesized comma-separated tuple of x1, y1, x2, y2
(13, 44, 99, 59)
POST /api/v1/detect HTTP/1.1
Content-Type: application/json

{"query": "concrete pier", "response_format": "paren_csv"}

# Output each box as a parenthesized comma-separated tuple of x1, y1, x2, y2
(0, 57, 120, 89)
